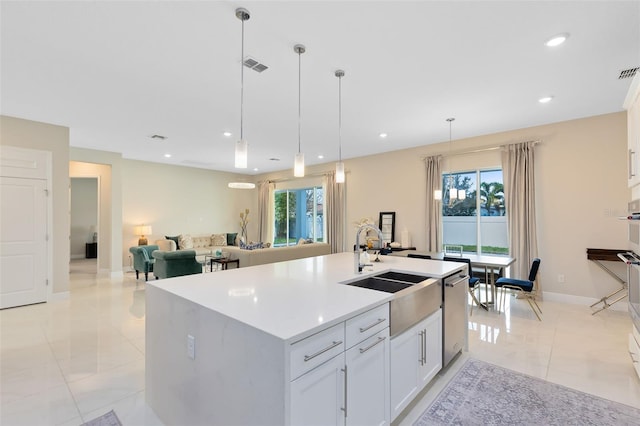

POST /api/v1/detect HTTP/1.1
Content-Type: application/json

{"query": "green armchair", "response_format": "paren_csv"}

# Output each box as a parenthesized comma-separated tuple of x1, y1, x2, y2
(152, 250, 202, 279)
(129, 245, 158, 281)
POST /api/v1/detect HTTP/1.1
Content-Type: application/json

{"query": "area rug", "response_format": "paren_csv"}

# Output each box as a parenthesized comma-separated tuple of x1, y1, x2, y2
(80, 410, 122, 426)
(414, 358, 640, 425)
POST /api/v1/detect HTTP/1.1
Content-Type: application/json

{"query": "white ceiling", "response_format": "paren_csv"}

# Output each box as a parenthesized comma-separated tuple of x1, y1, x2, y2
(2, 1, 639, 175)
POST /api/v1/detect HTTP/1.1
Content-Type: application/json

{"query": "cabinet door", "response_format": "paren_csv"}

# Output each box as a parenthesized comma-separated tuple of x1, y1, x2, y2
(290, 353, 346, 426)
(418, 309, 442, 387)
(345, 328, 390, 426)
(390, 323, 420, 420)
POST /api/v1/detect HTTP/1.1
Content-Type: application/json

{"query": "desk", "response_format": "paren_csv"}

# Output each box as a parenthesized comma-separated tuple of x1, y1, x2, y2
(401, 251, 515, 310)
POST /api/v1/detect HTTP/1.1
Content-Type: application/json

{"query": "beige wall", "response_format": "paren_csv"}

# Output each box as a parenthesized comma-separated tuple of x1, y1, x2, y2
(257, 112, 630, 301)
(0, 115, 70, 295)
(120, 160, 257, 268)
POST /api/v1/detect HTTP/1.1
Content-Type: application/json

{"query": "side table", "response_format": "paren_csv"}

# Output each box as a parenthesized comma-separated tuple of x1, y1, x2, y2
(212, 258, 240, 270)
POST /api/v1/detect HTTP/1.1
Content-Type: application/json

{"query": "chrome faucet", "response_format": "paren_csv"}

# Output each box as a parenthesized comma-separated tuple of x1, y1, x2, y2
(354, 224, 385, 273)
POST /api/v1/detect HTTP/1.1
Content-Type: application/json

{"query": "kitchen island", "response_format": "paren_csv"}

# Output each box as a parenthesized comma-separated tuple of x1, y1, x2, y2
(146, 252, 464, 425)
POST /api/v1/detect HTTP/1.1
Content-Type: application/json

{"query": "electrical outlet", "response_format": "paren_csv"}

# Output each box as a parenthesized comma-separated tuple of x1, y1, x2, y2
(187, 334, 195, 359)
(558, 274, 565, 283)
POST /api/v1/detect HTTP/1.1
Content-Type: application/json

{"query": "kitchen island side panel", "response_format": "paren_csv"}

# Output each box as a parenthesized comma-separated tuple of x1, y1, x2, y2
(146, 284, 286, 426)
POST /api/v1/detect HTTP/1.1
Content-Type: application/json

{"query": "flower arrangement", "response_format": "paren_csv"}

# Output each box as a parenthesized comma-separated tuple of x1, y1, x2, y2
(239, 208, 249, 242)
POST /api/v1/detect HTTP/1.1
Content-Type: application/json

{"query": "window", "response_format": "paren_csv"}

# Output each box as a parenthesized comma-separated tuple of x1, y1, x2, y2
(441, 169, 507, 255)
(273, 186, 324, 246)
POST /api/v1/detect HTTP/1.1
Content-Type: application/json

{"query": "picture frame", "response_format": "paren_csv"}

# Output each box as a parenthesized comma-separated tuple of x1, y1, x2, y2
(379, 211, 396, 246)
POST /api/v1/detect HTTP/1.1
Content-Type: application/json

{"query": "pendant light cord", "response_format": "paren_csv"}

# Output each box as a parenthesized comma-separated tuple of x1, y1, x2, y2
(298, 49, 301, 154)
(338, 74, 342, 162)
(240, 17, 245, 140)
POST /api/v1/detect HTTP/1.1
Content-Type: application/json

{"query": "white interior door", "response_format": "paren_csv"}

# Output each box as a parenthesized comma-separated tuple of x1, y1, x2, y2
(1, 177, 48, 309)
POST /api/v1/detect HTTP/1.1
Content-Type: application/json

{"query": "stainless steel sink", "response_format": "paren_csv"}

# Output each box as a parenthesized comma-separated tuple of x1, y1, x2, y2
(342, 271, 441, 336)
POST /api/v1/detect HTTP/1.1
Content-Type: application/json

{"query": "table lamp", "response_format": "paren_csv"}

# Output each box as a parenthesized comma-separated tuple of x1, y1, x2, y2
(136, 225, 152, 246)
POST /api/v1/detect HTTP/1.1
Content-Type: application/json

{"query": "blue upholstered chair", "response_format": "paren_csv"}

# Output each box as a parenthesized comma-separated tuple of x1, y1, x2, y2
(129, 245, 158, 281)
(443, 256, 482, 315)
(495, 258, 542, 321)
(152, 250, 202, 279)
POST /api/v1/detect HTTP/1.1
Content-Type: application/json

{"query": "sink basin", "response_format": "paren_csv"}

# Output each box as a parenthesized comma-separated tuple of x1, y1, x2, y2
(342, 271, 441, 337)
(374, 271, 428, 284)
(345, 277, 412, 293)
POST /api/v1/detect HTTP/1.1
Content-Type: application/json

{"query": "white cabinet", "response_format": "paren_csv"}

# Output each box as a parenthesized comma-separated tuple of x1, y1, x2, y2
(345, 329, 390, 426)
(289, 304, 390, 426)
(630, 325, 640, 380)
(291, 353, 346, 426)
(390, 309, 442, 421)
(626, 73, 640, 187)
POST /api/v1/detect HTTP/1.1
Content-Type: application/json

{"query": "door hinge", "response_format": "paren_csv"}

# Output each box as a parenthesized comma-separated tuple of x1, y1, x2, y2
(44, 189, 49, 196)
(46, 279, 49, 286)
(45, 234, 49, 241)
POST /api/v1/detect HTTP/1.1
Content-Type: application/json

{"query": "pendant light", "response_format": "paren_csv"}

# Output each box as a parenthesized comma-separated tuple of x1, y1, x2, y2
(293, 44, 306, 177)
(445, 117, 465, 203)
(335, 69, 345, 183)
(234, 8, 250, 169)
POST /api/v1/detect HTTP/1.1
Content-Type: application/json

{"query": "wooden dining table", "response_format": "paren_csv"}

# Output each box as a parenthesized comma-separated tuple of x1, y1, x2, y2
(402, 251, 516, 310)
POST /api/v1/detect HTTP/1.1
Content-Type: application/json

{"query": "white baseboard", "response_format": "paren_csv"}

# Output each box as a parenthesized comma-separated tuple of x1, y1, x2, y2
(542, 291, 628, 312)
(110, 270, 124, 279)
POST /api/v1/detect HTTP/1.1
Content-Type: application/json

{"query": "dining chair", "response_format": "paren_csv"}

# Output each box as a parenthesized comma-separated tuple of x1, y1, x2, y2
(443, 256, 481, 315)
(495, 258, 542, 321)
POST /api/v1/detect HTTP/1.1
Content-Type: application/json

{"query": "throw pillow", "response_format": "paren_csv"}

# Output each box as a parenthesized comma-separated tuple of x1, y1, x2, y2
(211, 233, 227, 246)
(297, 238, 306, 245)
(165, 235, 180, 250)
(240, 240, 263, 250)
(227, 232, 238, 246)
(179, 234, 194, 249)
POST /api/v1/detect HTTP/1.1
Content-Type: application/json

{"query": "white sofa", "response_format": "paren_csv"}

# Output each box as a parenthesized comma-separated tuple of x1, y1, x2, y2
(155, 234, 331, 268)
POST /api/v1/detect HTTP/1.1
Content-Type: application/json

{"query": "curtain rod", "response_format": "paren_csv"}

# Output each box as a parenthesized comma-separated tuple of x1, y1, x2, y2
(264, 169, 350, 184)
(419, 140, 540, 160)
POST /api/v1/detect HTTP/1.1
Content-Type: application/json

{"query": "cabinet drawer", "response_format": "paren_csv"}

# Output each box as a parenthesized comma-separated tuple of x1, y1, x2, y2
(290, 323, 345, 380)
(345, 303, 389, 349)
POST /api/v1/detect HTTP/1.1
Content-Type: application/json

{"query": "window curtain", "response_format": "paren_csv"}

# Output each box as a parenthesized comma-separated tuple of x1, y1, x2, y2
(425, 156, 442, 252)
(257, 181, 275, 244)
(325, 172, 345, 253)
(501, 141, 538, 282)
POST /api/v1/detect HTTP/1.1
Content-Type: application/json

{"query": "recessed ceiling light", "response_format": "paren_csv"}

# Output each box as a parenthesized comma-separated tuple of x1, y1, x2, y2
(164, 153, 172, 158)
(538, 96, 554, 103)
(545, 33, 569, 47)
(223, 131, 232, 137)
(379, 133, 388, 138)
(318, 155, 324, 159)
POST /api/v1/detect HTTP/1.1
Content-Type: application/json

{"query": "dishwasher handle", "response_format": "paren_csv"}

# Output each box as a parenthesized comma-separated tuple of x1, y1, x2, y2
(445, 275, 469, 288)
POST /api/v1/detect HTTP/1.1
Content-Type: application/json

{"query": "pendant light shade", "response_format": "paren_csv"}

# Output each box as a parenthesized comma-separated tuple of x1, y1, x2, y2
(293, 44, 306, 177)
(434, 189, 442, 201)
(235, 8, 250, 169)
(335, 69, 345, 183)
(294, 152, 305, 177)
(336, 161, 345, 183)
(235, 139, 248, 169)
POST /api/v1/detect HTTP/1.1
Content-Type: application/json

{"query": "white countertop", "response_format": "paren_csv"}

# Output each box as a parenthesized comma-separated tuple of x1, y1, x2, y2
(147, 252, 464, 342)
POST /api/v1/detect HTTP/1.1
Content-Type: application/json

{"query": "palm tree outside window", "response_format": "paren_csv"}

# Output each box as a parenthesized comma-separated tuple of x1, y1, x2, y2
(442, 169, 508, 255)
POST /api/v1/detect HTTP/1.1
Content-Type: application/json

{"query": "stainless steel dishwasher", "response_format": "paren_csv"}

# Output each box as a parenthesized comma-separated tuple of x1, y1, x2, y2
(443, 271, 469, 367)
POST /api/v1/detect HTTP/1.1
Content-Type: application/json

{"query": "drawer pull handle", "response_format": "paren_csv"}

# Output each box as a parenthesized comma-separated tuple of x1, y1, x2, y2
(359, 317, 386, 333)
(359, 336, 386, 354)
(303, 340, 342, 362)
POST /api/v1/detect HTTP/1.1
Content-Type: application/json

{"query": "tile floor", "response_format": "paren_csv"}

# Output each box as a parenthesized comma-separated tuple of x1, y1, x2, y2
(1, 259, 639, 425)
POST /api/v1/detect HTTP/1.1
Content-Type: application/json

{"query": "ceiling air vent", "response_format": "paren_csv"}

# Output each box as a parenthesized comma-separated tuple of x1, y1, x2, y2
(618, 67, 638, 79)
(243, 56, 269, 73)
